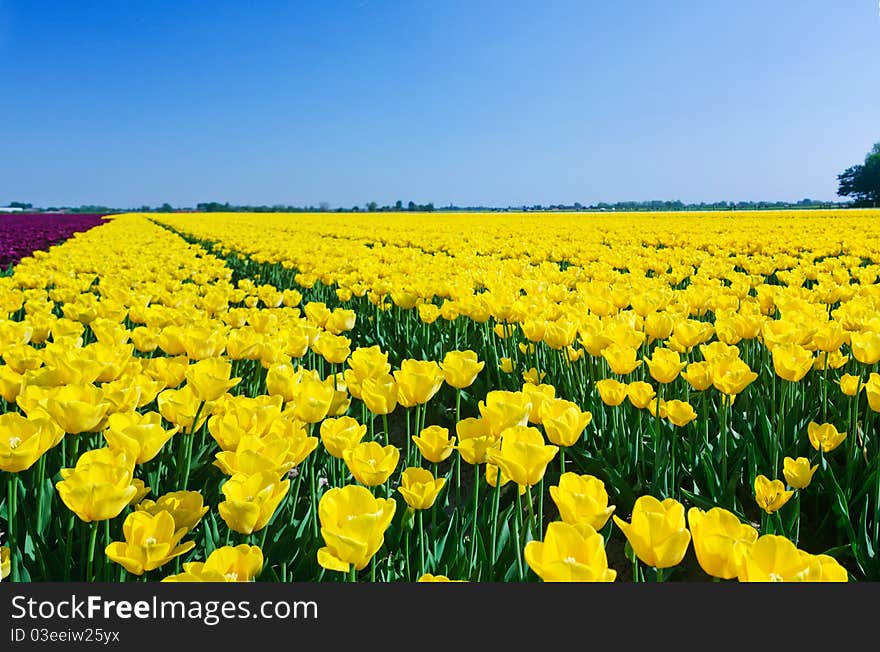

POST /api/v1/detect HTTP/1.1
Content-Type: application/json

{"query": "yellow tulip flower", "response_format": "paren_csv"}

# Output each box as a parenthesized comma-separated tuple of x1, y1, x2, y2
(412, 425, 455, 463)
(754, 475, 793, 513)
(136, 490, 209, 531)
(163, 544, 264, 582)
(394, 359, 444, 408)
(540, 399, 592, 447)
(343, 441, 399, 486)
(525, 521, 616, 582)
(397, 467, 446, 510)
(807, 421, 847, 453)
(218, 471, 290, 535)
(687, 507, 758, 580)
(440, 350, 484, 389)
(103, 411, 179, 464)
(317, 484, 396, 572)
(613, 495, 691, 569)
(0, 413, 63, 473)
(486, 425, 558, 489)
(783, 457, 818, 489)
(105, 510, 195, 576)
(549, 472, 615, 530)
(184, 357, 241, 402)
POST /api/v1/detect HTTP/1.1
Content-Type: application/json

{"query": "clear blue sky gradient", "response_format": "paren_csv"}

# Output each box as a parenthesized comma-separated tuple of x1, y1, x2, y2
(1, 0, 878, 208)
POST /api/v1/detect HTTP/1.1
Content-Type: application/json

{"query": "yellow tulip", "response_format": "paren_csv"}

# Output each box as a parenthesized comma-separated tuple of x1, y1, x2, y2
(440, 350, 485, 389)
(626, 381, 656, 410)
(601, 344, 642, 375)
(549, 472, 615, 530)
(664, 400, 697, 427)
(754, 475, 793, 514)
(0, 546, 9, 581)
(136, 490, 209, 531)
(710, 356, 758, 395)
(56, 448, 137, 522)
(214, 431, 313, 477)
(317, 484, 396, 572)
(486, 425, 558, 489)
(397, 467, 446, 510)
(394, 359, 444, 407)
(343, 441, 400, 486)
(837, 373, 862, 397)
(850, 330, 880, 365)
(478, 390, 532, 438)
(595, 378, 628, 406)
(521, 383, 556, 424)
(807, 421, 847, 453)
(737, 535, 824, 582)
(771, 343, 813, 382)
(417, 573, 465, 582)
(412, 425, 455, 463)
(105, 510, 195, 575)
(289, 378, 335, 423)
(485, 462, 526, 496)
(103, 411, 179, 464)
(185, 357, 241, 402)
(163, 544, 264, 582)
(344, 346, 391, 399)
(360, 373, 398, 415)
(128, 478, 152, 505)
(524, 521, 616, 582)
(264, 362, 303, 402)
(646, 348, 685, 384)
(0, 364, 23, 402)
(44, 383, 111, 434)
(866, 373, 880, 412)
(455, 418, 495, 465)
(687, 507, 758, 580)
(320, 416, 367, 459)
(0, 413, 63, 473)
(681, 361, 713, 391)
(218, 471, 290, 535)
(312, 332, 351, 364)
(783, 457, 818, 490)
(142, 355, 189, 389)
(540, 399, 592, 447)
(613, 495, 691, 569)
(157, 385, 208, 431)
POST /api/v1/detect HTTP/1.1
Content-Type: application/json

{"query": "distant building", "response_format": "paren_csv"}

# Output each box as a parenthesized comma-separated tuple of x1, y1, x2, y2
(0, 207, 25, 212)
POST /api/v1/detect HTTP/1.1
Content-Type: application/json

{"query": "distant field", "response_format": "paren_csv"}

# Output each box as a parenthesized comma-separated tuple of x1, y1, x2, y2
(3, 208, 880, 583)
(0, 212, 106, 269)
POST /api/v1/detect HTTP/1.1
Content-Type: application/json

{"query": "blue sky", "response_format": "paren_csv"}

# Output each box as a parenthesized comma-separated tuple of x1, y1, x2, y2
(1, 0, 878, 208)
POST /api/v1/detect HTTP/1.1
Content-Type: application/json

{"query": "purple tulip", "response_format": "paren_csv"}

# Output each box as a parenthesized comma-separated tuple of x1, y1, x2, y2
(0, 213, 107, 269)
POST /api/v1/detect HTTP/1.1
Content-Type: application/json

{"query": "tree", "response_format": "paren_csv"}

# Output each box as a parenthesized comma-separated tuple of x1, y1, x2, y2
(366, 201, 378, 212)
(837, 142, 880, 207)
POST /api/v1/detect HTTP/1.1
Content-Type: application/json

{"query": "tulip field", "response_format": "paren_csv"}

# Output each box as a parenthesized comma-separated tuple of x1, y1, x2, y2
(3, 209, 880, 583)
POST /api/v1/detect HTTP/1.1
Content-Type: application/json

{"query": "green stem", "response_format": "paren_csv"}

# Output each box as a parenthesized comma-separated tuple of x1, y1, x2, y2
(489, 466, 501, 575)
(469, 471, 479, 574)
(7, 474, 18, 582)
(181, 400, 206, 490)
(455, 389, 462, 507)
(86, 521, 99, 582)
(418, 510, 426, 577)
(514, 490, 525, 580)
